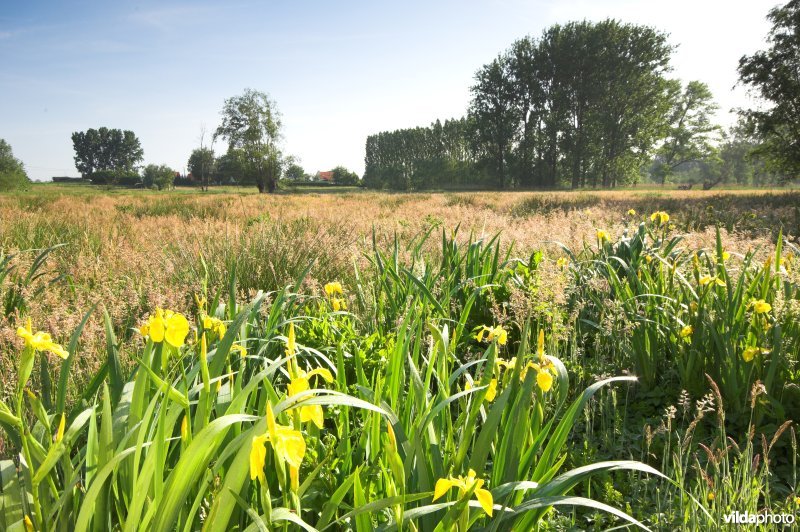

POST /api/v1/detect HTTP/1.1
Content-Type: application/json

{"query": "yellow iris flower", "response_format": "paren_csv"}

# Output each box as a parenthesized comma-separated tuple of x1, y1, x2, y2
(140, 308, 190, 347)
(465, 378, 497, 402)
(532, 330, 556, 392)
(752, 299, 772, 314)
(202, 315, 226, 337)
(433, 469, 494, 516)
(489, 330, 556, 394)
(324, 282, 343, 296)
(231, 344, 247, 359)
(287, 367, 334, 428)
(249, 403, 306, 485)
(742, 346, 768, 362)
(284, 323, 334, 428)
(650, 211, 670, 225)
(680, 325, 693, 338)
(475, 325, 507, 346)
(16, 318, 69, 359)
(699, 275, 725, 287)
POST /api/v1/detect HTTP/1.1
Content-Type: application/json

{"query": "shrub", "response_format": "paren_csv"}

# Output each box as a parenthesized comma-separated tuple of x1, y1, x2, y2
(0, 139, 30, 191)
(142, 164, 176, 190)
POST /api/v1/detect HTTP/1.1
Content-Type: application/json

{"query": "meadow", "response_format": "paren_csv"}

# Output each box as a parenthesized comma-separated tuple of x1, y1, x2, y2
(1, 184, 799, 530)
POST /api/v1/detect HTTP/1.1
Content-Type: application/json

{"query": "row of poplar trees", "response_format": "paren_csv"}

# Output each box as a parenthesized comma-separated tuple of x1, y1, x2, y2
(364, 19, 718, 190)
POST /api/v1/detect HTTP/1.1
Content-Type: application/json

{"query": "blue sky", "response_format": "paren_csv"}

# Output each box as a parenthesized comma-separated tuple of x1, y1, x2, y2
(0, 0, 776, 181)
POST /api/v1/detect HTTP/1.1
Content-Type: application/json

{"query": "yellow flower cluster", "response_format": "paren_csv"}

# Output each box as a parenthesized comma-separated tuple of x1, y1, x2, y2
(249, 403, 306, 489)
(780, 253, 794, 272)
(527, 330, 557, 392)
(483, 330, 557, 394)
(433, 469, 494, 516)
(202, 315, 226, 337)
(699, 275, 725, 287)
(16, 318, 68, 359)
(475, 325, 507, 345)
(139, 308, 190, 347)
(650, 211, 670, 225)
(248, 324, 337, 491)
(284, 323, 334, 429)
(680, 325, 693, 338)
(324, 281, 347, 311)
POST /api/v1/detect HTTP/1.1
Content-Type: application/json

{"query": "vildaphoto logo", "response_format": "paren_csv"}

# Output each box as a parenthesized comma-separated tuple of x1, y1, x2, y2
(723, 511, 796, 525)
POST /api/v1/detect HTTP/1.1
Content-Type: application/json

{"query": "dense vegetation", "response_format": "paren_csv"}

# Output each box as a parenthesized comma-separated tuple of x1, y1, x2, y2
(363, 10, 798, 192)
(0, 139, 30, 192)
(0, 187, 798, 530)
(738, 0, 800, 177)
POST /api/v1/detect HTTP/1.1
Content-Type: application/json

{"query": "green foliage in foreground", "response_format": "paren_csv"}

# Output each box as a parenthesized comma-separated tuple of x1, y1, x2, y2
(0, 234, 669, 531)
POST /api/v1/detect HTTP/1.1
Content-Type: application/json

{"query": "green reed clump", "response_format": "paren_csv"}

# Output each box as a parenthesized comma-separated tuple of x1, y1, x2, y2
(0, 234, 667, 531)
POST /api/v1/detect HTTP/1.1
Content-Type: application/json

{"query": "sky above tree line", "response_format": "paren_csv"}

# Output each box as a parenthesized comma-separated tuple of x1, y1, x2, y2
(0, 0, 776, 182)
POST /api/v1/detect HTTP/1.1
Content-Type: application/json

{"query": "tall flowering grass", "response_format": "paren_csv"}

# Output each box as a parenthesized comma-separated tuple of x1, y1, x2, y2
(1, 188, 799, 529)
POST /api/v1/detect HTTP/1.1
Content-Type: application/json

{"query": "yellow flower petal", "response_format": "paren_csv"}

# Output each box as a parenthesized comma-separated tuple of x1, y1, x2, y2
(537, 329, 545, 358)
(274, 426, 306, 469)
(55, 413, 66, 443)
(46, 341, 69, 359)
(16, 326, 33, 344)
(301, 404, 325, 429)
(149, 315, 165, 342)
(485, 379, 497, 402)
(433, 478, 454, 501)
(324, 282, 343, 296)
(306, 368, 334, 382)
(164, 313, 189, 347)
(495, 327, 507, 346)
(742, 346, 759, 363)
(537, 370, 554, 392)
(288, 375, 310, 398)
(249, 434, 268, 481)
(753, 300, 771, 314)
(475, 488, 494, 517)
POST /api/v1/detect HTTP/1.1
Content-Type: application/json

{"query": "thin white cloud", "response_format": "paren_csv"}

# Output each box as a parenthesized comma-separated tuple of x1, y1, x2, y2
(127, 4, 218, 32)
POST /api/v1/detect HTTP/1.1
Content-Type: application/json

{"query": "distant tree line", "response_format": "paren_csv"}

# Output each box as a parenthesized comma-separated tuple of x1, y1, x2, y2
(364, 118, 488, 190)
(364, 15, 797, 190)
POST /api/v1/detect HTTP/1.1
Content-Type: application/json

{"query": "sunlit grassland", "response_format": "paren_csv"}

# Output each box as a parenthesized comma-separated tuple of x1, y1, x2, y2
(0, 185, 799, 530)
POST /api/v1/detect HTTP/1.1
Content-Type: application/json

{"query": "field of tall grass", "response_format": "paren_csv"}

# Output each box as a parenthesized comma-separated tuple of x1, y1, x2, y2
(0, 185, 799, 530)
